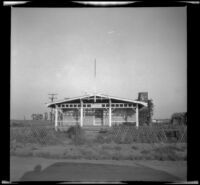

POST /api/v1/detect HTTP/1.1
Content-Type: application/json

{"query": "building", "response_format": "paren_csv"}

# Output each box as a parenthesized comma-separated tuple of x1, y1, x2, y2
(171, 112, 187, 125)
(46, 93, 147, 131)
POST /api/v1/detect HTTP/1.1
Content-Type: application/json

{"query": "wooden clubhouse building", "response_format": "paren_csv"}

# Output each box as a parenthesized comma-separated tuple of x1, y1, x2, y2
(47, 93, 148, 131)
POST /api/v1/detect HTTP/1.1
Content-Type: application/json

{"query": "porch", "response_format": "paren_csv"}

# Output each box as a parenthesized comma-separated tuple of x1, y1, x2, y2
(46, 93, 147, 131)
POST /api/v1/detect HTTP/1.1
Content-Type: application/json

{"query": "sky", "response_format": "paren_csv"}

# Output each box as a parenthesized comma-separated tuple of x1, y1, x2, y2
(11, 7, 187, 120)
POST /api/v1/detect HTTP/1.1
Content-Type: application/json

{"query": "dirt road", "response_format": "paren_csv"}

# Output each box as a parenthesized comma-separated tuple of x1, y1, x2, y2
(10, 157, 186, 182)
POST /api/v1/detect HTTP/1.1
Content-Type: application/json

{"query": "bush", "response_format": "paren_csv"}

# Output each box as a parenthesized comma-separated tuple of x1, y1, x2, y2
(66, 125, 86, 145)
(131, 145, 138, 150)
(95, 133, 113, 144)
(66, 125, 83, 138)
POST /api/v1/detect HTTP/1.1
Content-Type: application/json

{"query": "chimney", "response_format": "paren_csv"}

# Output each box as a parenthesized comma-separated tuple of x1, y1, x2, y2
(138, 92, 148, 102)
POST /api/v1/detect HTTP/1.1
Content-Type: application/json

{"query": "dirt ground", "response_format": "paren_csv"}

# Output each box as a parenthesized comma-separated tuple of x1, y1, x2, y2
(10, 156, 187, 182)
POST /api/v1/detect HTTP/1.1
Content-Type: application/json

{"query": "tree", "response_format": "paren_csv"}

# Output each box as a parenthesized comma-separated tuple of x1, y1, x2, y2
(171, 112, 187, 125)
(147, 99, 154, 125)
(139, 99, 154, 126)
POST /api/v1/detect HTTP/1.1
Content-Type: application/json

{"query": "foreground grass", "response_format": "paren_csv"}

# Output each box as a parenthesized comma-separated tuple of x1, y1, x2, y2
(10, 142, 187, 161)
(10, 125, 187, 161)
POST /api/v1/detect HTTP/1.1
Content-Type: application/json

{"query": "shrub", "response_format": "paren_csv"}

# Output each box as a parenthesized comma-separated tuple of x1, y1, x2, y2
(66, 125, 86, 145)
(95, 133, 113, 144)
(152, 145, 185, 161)
(171, 112, 187, 125)
(131, 145, 138, 150)
(141, 149, 150, 155)
(114, 146, 122, 151)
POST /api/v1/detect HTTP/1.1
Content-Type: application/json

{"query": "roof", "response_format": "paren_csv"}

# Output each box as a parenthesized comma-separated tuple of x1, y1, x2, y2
(46, 93, 148, 108)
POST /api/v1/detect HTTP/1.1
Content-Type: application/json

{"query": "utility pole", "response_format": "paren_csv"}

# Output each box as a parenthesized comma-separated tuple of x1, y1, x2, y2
(48, 93, 58, 122)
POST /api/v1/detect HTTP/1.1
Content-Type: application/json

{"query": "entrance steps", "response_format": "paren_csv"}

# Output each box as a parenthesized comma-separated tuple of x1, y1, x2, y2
(82, 125, 110, 132)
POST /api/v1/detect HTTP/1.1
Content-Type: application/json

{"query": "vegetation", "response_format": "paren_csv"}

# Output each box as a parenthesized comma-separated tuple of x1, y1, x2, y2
(11, 141, 187, 161)
(139, 99, 154, 126)
(64, 125, 86, 145)
(10, 123, 187, 161)
(171, 112, 187, 125)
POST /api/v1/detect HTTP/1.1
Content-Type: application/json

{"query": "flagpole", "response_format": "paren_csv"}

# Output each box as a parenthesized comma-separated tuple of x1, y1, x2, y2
(94, 59, 96, 95)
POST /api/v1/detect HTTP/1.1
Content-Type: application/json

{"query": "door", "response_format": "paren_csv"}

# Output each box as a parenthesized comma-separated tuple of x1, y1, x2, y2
(94, 109, 103, 126)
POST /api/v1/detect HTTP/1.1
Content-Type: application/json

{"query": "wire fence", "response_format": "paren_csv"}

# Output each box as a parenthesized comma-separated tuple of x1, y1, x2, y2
(10, 124, 187, 146)
(108, 125, 187, 143)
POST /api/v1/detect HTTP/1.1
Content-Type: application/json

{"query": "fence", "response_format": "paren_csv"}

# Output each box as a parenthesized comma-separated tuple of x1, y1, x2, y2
(108, 125, 187, 143)
(10, 124, 187, 146)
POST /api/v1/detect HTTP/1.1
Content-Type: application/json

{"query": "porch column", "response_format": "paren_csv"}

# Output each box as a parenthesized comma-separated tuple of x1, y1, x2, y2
(55, 105, 58, 131)
(136, 104, 139, 128)
(109, 99, 112, 127)
(80, 100, 83, 127)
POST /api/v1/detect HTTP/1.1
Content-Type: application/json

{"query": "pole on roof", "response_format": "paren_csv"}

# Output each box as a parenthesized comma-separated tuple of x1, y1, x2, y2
(48, 93, 58, 123)
(109, 99, 112, 127)
(94, 59, 97, 102)
(94, 59, 96, 94)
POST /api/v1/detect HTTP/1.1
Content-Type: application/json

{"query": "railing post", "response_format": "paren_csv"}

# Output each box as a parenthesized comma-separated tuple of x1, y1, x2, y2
(109, 99, 112, 127)
(80, 100, 83, 127)
(136, 104, 139, 128)
(55, 105, 58, 131)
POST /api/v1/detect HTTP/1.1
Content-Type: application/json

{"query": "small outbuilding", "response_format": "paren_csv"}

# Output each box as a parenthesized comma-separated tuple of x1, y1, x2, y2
(46, 93, 147, 131)
(171, 112, 187, 125)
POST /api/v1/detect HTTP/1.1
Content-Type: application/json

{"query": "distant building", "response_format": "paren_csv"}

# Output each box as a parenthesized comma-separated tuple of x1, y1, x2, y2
(152, 119, 170, 124)
(171, 112, 187, 125)
(47, 93, 147, 131)
(31, 114, 43, 120)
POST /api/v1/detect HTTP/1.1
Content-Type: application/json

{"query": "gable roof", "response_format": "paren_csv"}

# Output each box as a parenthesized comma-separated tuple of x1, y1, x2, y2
(46, 93, 148, 108)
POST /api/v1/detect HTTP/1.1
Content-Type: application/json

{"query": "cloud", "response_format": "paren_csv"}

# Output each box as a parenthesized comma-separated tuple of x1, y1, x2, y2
(56, 73, 61, 78)
(107, 30, 115, 34)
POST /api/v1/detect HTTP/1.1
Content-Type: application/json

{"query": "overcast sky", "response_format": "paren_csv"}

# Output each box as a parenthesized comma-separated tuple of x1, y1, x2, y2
(11, 7, 187, 120)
